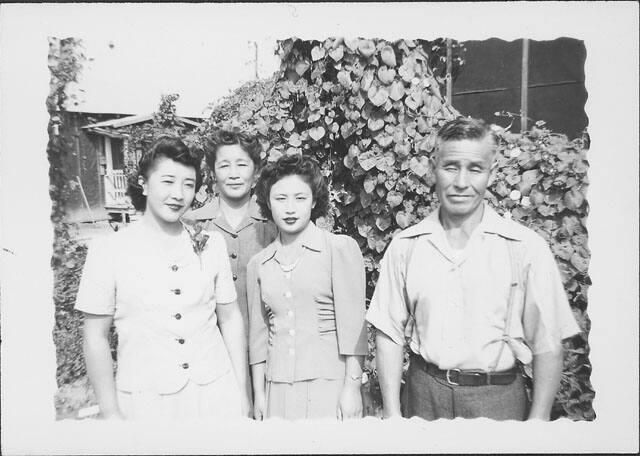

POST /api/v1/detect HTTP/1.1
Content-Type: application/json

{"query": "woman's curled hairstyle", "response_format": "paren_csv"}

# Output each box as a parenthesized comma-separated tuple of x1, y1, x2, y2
(127, 136, 202, 211)
(254, 153, 329, 222)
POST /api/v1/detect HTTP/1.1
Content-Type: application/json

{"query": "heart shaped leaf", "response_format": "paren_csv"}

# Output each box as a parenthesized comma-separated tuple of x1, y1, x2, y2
(368, 118, 385, 131)
(386, 190, 403, 208)
(329, 46, 344, 62)
(378, 66, 396, 85)
(358, 39, 376, 57)
(308, 126, 326, 141)
(368, 87, 389, 107)
(389, 81, 405, 101)
(311, 45, 326, 61)
(380, 45, 397, 67)
(409, 156, 430, 177)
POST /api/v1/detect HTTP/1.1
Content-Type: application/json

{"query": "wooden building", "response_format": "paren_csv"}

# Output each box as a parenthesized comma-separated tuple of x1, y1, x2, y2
(56, 112, 201, 224)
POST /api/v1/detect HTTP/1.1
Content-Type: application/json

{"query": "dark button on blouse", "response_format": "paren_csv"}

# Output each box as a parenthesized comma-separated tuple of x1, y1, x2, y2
(172, 288, 181, 295)
(171, 265, 179, 272)
(230, 252, 238, 259)
(181, 363, 189, 369)
(174, 313, 182, 320)
(177, 338, 185, 344)
(233, 274, 238, 281)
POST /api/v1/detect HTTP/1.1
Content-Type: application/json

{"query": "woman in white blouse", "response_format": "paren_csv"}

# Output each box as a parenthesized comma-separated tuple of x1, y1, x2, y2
(76, 136, 251, 420)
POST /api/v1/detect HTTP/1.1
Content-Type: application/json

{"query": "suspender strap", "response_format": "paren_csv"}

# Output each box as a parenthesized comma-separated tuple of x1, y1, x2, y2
(403, 236, 419, 338)
(488, 238, 522, 373)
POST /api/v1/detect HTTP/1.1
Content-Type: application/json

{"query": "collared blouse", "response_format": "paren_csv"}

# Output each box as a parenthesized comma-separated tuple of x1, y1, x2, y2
(367, 204, 581, 372)
(183, 196, 277, 337)
(247, 223, 368, 383)
(75, 222, 238, 394)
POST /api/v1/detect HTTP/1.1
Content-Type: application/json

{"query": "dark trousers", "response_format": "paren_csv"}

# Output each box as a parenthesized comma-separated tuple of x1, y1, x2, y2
(402, 357, 529, 421)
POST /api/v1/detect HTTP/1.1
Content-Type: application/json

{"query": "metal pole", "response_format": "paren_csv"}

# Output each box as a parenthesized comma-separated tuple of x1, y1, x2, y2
(446, 38, 453, 105)
(520, 39, 530, 132)
(254, 41, 259, 79)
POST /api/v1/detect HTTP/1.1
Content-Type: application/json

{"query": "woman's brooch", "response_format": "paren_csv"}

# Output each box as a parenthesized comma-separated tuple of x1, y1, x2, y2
(185, 222, 210, 269)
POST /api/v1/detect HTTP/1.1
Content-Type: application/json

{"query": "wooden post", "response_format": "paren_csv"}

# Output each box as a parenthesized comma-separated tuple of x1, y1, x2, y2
(446, 38, 453, 105)
(520, 38, 530, 132)
(76, 176, 96, 224)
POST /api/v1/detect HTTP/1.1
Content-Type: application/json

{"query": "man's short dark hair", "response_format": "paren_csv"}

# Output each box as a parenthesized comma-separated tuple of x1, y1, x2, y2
(436, 117, 498, 148)
(254, 153, 329, 222)
(204, 128, 262, 171)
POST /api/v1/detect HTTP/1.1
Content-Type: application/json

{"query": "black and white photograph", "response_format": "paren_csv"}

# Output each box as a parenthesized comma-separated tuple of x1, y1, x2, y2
(0, 2, 638, 454)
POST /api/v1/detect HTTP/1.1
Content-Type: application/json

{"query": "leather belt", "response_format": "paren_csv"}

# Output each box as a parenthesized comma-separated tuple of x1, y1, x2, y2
(410, 353, 518, 386)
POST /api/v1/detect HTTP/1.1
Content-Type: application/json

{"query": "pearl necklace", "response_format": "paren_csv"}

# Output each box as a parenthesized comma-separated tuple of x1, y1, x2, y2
(276, 249, 304, 279)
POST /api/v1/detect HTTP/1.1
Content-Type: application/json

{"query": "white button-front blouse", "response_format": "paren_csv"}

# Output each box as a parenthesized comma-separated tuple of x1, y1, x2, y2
(75, 222, 237, 395)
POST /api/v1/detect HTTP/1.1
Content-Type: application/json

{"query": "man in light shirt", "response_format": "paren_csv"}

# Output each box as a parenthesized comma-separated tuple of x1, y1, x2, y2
(367, 117, 580, 421)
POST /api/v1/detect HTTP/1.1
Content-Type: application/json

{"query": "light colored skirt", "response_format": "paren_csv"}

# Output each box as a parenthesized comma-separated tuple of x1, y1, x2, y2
(117, 371, 241, 420)
(266, 378, 342, 420)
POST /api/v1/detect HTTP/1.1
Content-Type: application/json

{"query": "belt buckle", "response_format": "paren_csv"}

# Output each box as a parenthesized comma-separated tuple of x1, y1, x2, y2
(445, 368, 461, 385)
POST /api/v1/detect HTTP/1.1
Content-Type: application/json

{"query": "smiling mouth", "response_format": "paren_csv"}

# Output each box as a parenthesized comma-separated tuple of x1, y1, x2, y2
(283, 217, 298, 224)
(166, 204, 183, 211)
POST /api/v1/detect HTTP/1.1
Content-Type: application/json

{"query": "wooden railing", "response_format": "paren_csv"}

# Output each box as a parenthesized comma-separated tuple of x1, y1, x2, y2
(104, 170, 131, 208)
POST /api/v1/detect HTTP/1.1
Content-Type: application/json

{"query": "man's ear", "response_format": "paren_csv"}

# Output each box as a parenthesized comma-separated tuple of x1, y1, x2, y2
(429, 154, 438, 173)
(138, 176, 147, 196)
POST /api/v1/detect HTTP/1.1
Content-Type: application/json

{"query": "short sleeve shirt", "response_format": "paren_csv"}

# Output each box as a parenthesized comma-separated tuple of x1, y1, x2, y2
(182, 196, 277, 338)
(247, 223, 368, 383)
(366, 204, 581, 372)
(75, 222, 237, 394)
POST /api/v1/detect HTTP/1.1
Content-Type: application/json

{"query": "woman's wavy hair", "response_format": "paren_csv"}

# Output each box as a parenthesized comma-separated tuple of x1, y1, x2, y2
(126, 136, 202, 211)
(254, 153, 329, 222)
(203, 128, 262, 171)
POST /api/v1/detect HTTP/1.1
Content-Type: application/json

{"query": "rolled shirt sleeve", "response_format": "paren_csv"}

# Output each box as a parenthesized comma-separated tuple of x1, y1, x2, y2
(247, 254, 268, 365)
(522, 234, 581, 355)
(331, 235, 368, 356)
(74, 236, 116, 316)
(366, 237, 411, 345)
(210, 231, 237, 305)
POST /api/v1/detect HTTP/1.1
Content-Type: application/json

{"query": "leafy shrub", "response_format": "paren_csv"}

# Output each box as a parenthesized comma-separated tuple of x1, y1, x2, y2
(208, 37, 594, 420)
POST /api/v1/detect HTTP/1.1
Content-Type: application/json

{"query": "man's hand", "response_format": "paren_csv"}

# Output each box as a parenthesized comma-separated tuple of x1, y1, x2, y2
(527, 350, 564, 421)
(375, 330, 404, 419)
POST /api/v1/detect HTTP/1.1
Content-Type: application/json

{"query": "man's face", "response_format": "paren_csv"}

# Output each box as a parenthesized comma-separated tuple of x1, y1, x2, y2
(431, 136, 497, 221)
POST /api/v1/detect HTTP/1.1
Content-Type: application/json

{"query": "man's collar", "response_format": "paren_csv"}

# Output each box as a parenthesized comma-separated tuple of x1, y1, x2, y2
(260, 222, 324, 264)
(397, 203, 524, 241)
(186, 195, 267, 222)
